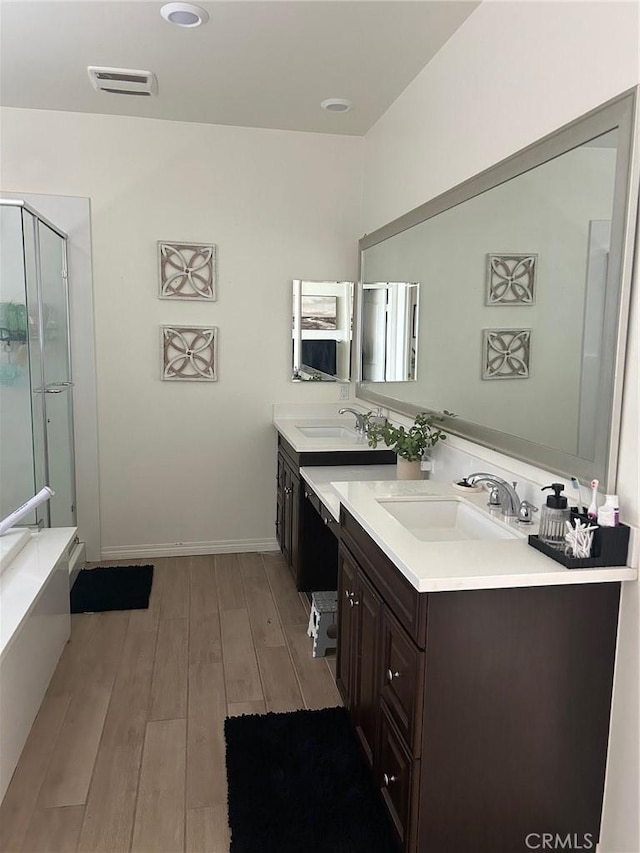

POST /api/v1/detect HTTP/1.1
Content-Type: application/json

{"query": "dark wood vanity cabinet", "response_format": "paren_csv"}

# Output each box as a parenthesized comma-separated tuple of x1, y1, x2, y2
(338, 507, 622, 853)
(275, 448, 300, 580)
(276, 434, 394, 591)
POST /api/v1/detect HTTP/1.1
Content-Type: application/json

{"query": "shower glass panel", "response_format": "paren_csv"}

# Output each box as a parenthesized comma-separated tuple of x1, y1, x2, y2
(0, 201, 76, 530)
(0, 205, 39, 524)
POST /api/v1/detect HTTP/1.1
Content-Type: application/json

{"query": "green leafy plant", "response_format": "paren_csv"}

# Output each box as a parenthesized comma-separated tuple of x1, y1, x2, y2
(366, 411, 455, 461)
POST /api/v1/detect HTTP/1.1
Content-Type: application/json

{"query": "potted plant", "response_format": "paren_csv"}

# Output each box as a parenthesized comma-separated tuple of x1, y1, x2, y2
(366, 411, 454, 479)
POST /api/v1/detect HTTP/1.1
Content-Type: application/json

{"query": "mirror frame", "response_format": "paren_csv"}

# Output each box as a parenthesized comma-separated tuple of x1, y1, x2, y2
(355, 88, 639, 492)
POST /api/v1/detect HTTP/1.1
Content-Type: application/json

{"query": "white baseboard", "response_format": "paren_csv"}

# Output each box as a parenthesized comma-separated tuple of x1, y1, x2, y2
(101, 538, 280, 561)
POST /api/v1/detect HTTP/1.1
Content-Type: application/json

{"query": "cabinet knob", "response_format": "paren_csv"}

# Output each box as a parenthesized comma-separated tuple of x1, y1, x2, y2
(345, 590, 352, 600)
(304, 491, 310, 499)
(350, 597, 359, 607)
(387, 669, 401, 682)
(284, 487, 292, 495)
(383, 773, 397, 787)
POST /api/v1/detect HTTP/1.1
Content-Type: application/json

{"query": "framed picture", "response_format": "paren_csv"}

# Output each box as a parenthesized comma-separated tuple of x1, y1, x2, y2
(300, 295, 338, 330)
(162, 325, 218, 382)
(158, 241, 217, 301)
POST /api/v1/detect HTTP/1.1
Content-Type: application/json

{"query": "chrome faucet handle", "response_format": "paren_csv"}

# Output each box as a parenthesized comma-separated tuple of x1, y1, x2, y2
(487, 486, 502, 508)
(518, 500, 539, 524)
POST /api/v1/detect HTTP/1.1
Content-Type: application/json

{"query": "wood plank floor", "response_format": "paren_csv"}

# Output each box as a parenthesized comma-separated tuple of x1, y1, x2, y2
(0, 553, 341, 853)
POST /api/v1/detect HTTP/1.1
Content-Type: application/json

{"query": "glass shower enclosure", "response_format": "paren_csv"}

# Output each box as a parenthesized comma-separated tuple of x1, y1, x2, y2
(0, 200, 76, 530)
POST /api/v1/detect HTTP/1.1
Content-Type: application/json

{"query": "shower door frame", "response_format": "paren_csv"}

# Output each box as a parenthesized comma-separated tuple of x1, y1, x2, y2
(0, 199, 76, 530)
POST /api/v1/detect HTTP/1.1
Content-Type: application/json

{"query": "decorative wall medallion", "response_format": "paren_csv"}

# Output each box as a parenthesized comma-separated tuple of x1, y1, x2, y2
(486, 254, 537, 305)
(158, 241, 216, 300)
(482, 329, 531, 380)
(162, 325, 218, 382)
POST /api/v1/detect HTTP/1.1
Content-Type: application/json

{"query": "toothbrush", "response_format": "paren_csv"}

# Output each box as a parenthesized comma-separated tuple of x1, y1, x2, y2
(570, 476, 587, 513)
(587, 479, 599, 521)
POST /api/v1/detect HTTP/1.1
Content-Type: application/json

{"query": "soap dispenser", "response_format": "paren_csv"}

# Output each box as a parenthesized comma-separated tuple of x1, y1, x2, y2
(539, 483, 570, 548)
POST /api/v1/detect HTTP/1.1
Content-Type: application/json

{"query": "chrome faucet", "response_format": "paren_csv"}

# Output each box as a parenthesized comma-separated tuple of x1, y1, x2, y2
(338, 408, 367, 433)
(466, 472, 523, 519)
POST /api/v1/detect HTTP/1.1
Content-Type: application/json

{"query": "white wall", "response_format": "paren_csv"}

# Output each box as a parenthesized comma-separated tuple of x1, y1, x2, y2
(361, 3, 639, 851)
(0, 107, 363, 558)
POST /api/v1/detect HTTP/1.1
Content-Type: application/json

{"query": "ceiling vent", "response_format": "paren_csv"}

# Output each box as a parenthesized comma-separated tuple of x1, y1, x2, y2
(87, 67, 158, 97)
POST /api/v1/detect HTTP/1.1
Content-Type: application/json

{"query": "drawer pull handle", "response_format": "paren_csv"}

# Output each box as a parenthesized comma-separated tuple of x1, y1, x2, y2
(383, 773, 397, 787)
(351, 598, 359, 607)
(387, 669, 401, 682)
(345, 590, 352, 600)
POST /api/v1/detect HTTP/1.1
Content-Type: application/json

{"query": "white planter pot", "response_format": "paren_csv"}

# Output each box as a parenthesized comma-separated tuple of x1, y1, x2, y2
(396, 457, 423, 480)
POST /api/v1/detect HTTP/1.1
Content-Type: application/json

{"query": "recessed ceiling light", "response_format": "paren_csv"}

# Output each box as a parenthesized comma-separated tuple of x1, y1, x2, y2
(160, 2, 208, 27)
(320, 98, 352, 113)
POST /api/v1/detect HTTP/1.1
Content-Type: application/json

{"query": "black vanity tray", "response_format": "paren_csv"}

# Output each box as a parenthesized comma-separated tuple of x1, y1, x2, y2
(528, 513, 630, 569)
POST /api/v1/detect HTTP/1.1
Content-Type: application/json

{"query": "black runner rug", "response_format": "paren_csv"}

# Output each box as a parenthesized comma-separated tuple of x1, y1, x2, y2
(70, 565, 154, 613)
(224, 705, 398, 852)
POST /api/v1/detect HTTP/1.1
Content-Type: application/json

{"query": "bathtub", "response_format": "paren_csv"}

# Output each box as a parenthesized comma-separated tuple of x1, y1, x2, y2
(0, 527, 76, 802)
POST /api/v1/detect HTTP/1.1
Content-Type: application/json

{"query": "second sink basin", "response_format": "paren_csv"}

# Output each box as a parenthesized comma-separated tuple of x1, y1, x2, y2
(376, 496, 520, 542)
(296, 425, 359, 439)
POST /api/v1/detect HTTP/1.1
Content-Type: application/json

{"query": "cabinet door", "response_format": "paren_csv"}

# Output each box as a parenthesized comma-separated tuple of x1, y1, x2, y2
(275, 454, 286, 550)
(336, 546, 358, 707)
(353, 569, 382, 767)
(380, 607, 425, 756)
(377, 703, 417, 852)
(288, 465, 301, 581)
(278, 454, 300, 583)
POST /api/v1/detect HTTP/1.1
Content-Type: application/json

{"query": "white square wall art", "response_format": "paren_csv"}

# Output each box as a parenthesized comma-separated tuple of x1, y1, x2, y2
(482, 328, 531, 380)
(158, 241, 217, 300)
(162, 325, 218, 382)
(486, 254, 537, 305)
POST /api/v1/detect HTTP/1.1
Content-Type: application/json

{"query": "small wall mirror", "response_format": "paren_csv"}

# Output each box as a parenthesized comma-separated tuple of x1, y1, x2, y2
(292, 280, 353, 382)
(361, 282, 419, 381)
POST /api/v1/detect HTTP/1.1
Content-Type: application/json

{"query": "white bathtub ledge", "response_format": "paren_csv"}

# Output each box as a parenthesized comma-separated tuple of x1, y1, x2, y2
(0, 528, 32, 576)
(0, 526, 77, 803)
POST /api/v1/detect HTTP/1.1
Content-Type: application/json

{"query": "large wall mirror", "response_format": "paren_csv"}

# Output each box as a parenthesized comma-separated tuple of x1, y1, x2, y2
(357, 90, 638, 490)
(292, 280, 353, 382)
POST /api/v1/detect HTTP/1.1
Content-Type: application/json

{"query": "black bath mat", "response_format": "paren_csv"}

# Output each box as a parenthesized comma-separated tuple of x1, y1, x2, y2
(224, 706, 398, 853)
(70, 565, 154, 613)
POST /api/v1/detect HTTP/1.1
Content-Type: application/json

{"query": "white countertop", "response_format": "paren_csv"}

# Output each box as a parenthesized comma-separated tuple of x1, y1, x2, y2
(333, 480, 637, 593)
(274, 416, 637, 593)
(300, 465, 398, 520)
(1, 527, 77, 658)
(275, 417, 388, 454)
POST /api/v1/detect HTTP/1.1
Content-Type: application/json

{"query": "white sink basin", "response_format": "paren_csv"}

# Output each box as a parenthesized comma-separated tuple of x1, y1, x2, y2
(376, 496, 520, 542)
(296, 425, 359, 439)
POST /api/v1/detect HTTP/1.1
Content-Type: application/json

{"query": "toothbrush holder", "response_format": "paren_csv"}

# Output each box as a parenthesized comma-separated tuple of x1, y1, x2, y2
(528, 512, 630, 569)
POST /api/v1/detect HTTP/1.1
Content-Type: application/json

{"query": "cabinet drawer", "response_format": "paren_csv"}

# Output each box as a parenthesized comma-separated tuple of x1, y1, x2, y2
(377, 702, 418, 851)
(341, 508, 428, 647)
(380, 608, 425, 756)
(304, 486, 339, 539)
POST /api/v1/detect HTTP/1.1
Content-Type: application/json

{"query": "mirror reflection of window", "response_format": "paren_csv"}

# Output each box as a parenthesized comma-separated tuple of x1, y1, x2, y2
(361, 282, 419, 381)
(291, 280, 353, 382)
